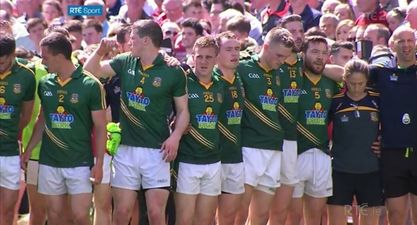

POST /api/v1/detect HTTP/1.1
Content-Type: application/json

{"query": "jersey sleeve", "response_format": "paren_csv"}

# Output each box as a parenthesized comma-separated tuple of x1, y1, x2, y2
(89, 80, 106, 111)
(109, 53, 128, 76)
(368, 65, 379, 87)
(172, 67, 187, 97)
(23, 71, 36, 101)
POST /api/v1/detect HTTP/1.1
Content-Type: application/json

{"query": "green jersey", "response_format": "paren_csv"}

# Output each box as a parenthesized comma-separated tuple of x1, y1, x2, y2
(278, 55, 304, 140)
(214, 67, 244, 163)
(22, 59, 48, 160)
(297, 73, 339, 154)
(38, 65, 105, 167)
(237, 55, 284, 151)
(178, 72, 224, 164)
(109, 53, 186, 148)
(0, 60, 36, 156)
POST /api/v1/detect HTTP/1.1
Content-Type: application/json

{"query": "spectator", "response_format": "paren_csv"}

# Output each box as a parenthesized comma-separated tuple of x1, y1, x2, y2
(380, 0, 399, 12)
(334, 3, 355, 21)
(336, 19, 355, 42)
(84, 0, 110, 38)
(14, 0, 42, 21)
(162, 21, 180, 47)
(321, 0, 341, 14)
(329, 41, 354, 66)
(174, 18, 203, 62)
(386, 7, 407, 32)
(218, 9, 242, 34)
(65, 20, 84, 50)
(41, 0, 62, 26)
(26, 18, 47, 54)
(363, 23, 391, 47)
(157, 0, 184, 24)
(51, 0, 84, 26)
(208, 0, 230, 35)
(183, 0, 205, 21)
(406, 0, 417, 30)
(355, 0, 388, 27)
(259, 0, 290, 43)
(289, 0, 322, 32)
(117, 0, 157, 23)
(320, 13, 339, 40)
(226, 15, 258, 49)
(106, 0, 122, 17)
(83, 19, 103, 46)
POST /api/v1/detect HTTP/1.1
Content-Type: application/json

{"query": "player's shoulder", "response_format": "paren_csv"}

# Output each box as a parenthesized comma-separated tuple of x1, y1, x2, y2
(332, 92, 345, 99)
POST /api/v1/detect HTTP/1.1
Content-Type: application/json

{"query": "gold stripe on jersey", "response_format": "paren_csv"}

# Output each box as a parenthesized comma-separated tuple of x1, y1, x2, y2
(333, 93, 345, 98)
(189, 127, 215, 150)
(218, 122, 237, 144)
(368, 91, 379, 96)
(336, 106, 379, 114)
(120, 99, 145, 129)
(244, 99, 282, 131)
(296, 122, 321, 146)
(84, 71, 107, 110)
(278, 103, 296, 123)
(45, 126, 69, 150)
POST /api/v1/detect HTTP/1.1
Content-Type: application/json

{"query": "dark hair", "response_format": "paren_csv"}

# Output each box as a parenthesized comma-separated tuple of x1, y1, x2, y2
(330, 41, 354, 55)
(388, 7, 407, 20)
(305, 27, 327, 38)
(264, 27, 295, 49)
(183, 0, 202, 13)
(40, 32, 72, 60)
(83, 19, 103, 33)
(181, 18, 204, 36)
(193, 36, 219, 55)
(42, 0, 63, 16)
(26, 18, 47, 33)
(15, 47, 34, 59)
(45, 26, 71, 37)
(116, 25, 131, 44)
(226, 15, 251, 34)
(365, 23, 391, 45)
(216, 31, 237, 47)
(132, 19, 163, 47)
(280, 14, 303, 29)
(64, 20, 83, 34)
(0, 35, 15, 57)
(303, 35, 328, 53)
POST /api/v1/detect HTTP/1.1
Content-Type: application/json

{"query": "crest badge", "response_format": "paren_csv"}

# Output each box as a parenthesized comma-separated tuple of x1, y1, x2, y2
(370, 112, 378, 122)
(152, 77, 162, 87)
(217, 93, 223, 103)
(13, 84, 21, 94)
(70, 93, 79, 104)
(325, 89, 332, 98)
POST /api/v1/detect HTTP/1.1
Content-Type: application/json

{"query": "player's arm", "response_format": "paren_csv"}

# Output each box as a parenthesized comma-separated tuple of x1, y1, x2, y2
(90, 109, 106, 184)
(18, 100, 34, 133)
(84, 39, 117, 79)
(323, 64, 344, 82)
(21, 108, 45, 169)
(161, 94, 190, 162)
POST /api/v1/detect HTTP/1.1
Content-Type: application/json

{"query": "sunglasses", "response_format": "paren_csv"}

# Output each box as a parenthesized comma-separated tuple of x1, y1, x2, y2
(165, 30, 178, 36)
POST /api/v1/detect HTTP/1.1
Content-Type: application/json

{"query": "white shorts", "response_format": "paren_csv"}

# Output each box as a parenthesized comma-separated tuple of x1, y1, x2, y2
(111, 145, 170, 190)
(293, 148, 332, 198)
(0, 155, 20, 190)
(221, 163, 245, 194)
(38, 164, 92, 195)
(176, 162, 221, 196)
(95, 154, 112, 184)
(242, 147, 282, 195)
(281, 140, 298, 186)
(26, 160, 40, 186)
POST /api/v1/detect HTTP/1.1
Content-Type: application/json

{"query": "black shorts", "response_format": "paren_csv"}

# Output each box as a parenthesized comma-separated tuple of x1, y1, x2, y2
(327, 170, 384, 207)
(381, 148, 417, 198)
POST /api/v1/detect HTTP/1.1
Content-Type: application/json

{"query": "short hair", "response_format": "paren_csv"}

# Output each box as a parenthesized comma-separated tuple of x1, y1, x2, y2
(280, 14, 303, 29)
(45, 26, 71, 37)
(0, 34, 15, 57)
(83, 19, 103, 33)
(330, 41, 354, 55)
(343, 59, 369, 80)
(183, 0, 202, 13)
(0, 20, 13, 35)
(264, 27, 294, 48)
(303, 35, 328, 53)
(387, 7, 407, 21)
(226, 15, 251, 34)
(116, 25, 131, 44)
(334, 3, 355, 20)
(216, 31, 238, 47)
(305, 27, 327, 38)
(366, 23, 391, 45)
(64, 20, 83, 34)
(193, 36, 219, 55)
(40, 32, 72, 60)
(15, 47, 34, 59)
(336, 19, 355, 35)
(132, 19, 163, 47)
(26, 18, 47, 33)
(42, 0, 63, 16)
(320, 13, 339, 26)
(389, 25, 416, 47)
(181, 18, 204, 36)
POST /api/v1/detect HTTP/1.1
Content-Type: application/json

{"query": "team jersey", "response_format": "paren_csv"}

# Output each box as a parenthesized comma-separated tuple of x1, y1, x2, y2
(369, 64, 417, 148)
(109, 53, 186, 148)
(278, 54, 304, 140)
(0, 59, 36, 156)
(22, 59, 48, 160)
(177, 71, 224, 164)
(329, 91, 380, 173)
(237, 55, 284, 151)
(38, 65, 105, 168)
(297, 72, 339, 154)
(213, 67, 244, 163)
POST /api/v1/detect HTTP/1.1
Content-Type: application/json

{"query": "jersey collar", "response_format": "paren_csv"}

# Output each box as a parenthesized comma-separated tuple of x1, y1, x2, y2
(213, 66, 236, 85)
(304, 70, 322, 85)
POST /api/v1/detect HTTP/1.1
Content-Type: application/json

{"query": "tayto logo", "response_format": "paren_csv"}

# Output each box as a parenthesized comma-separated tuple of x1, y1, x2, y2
(67, 5, 103, 16)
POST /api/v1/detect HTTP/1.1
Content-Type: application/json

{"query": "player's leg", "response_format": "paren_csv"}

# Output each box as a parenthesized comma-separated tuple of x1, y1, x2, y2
(327, 205, 348, 225)
(70, 193, 93, 225)
(174, 162, 200, 225)
(410, 194, 417, 225)
(285, 198, 303, 225)
(26, 160, 47, 225)
(327, 170, 356, 225)
(304, 195, 328, 225)
(194, 162, 221, 225)
(217, 163, 244, 225)
(234, 184, 255, 225)
(409, 149, 417, 225)
(111, 145, 142, 225)
(356, 172, 384, 225)
(93, 154, 112, 225)
(269, 140, 298, 225)
(0, 156, 24, 225)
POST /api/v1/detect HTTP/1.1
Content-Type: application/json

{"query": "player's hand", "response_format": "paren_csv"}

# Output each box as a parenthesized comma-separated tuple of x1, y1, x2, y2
(97, 38, 118, 57)
(160, 135, 180, 162)
(371, 135, 381, 158)
(164, 54, 180, 67)
(20, 151, 30, 170)
(90, 163, 103, 185)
